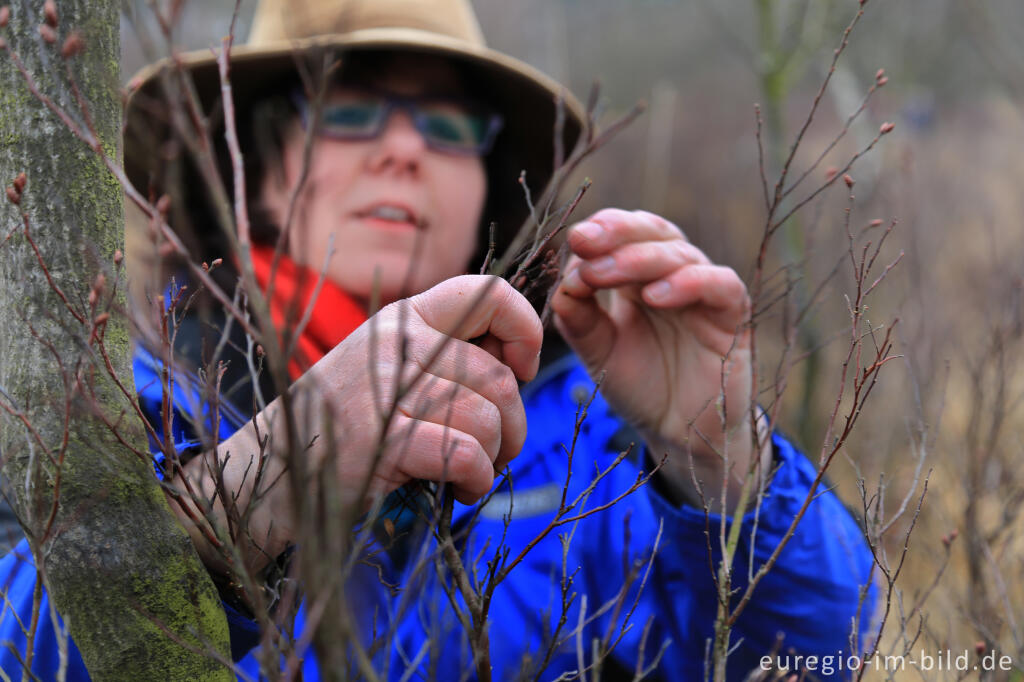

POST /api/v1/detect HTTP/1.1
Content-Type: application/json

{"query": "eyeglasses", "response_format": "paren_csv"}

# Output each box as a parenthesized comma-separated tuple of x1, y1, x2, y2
(292, 89, 504, 156)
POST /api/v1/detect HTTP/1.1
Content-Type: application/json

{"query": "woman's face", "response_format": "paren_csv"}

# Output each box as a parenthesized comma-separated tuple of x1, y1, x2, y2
(260, 56, 486, 305)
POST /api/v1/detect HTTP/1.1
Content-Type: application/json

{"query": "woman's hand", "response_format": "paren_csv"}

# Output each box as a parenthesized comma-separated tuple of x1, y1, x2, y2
(297, 274, 542, 505)
(173, 275, 542, 572)
(550, 209, 764, 512)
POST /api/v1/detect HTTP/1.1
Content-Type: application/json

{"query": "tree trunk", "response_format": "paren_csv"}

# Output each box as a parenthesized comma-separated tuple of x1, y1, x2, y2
(0, 2, 231, 679)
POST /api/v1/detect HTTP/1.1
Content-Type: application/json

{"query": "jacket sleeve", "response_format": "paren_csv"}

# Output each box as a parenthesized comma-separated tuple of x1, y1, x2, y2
(573, 430, 876, 681)
(0, 540, 90, 680)
(507, 358, 876, 675)
(133, 347, 264, 662)
(0, 349, 263, 680)
(133, 348, 245, 470)
(550, 358, 877, 681)
(384, 357, 876, 682)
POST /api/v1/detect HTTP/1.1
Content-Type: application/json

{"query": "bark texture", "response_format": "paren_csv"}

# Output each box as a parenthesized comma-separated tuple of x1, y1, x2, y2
(0, 1, 231, 679)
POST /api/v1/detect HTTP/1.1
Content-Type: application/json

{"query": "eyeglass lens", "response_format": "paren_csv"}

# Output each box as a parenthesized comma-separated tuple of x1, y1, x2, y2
(314, 91, 500, 154)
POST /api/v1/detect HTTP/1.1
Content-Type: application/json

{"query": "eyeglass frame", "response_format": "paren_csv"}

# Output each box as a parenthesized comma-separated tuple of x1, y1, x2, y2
(290, 87, 505, 157)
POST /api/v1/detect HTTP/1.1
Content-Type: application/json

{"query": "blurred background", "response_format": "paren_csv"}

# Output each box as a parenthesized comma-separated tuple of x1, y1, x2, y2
(121, 0, 1024, 677)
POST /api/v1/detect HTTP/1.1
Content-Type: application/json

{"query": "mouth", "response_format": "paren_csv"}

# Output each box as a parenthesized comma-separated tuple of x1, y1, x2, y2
(355, 203, 425, 230)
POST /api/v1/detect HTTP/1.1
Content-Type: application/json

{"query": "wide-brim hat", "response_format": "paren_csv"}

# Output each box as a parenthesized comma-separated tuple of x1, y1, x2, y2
(123, 0, 586, 266)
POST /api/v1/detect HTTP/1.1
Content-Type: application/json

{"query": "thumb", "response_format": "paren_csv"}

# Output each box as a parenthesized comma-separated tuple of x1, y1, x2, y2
(550, 261, 616, 371)
(409, 275, 543, 381)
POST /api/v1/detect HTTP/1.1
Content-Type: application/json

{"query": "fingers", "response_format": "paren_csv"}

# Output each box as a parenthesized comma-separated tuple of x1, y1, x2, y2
(572, 239, 710, 291)
(563, 208, 748, 324)
(641, 263, 749, 315)
(566, 209, 708, 294)
(378, 418, 495, 505)
(398, 362, 526, 473)
(304, 278, 539, 512)
(397, 376, 503, 464)
(377, 360, 521, 504)
(382, 317, 526, 471)
(549, 269, 617, 371)
(342, 279, 536, 506)
(568, 209, 686, 259)
(409, 275, 543, 382)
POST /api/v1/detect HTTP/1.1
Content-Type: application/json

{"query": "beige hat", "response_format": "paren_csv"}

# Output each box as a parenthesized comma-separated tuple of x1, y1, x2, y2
(123, 0, 586, 263)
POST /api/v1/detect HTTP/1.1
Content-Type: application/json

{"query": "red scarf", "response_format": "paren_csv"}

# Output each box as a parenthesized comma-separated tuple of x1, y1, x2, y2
(250, 245, 367, 381)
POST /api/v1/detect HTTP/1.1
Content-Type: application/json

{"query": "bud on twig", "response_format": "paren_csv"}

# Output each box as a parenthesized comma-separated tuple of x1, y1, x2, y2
(113, 249, 123, 266)
(0, 6, 10, 28)
(879, 122, 895, 135)
(211, 258, 223, 269)
(5, 186, 20, 205)
(88, 273, 106, 307)
(941, 527, 959, 548)
(975, 641, 986, 656)
(156, 194, 171, 214)
(869, 219, 883, 228)
(38, 23, 56, 44)
(13, 173, 26, 193)
(61, 31, 84, 58)
(43, 0, 57, 28)
(843, 174, 855, 188)
(825, 166, 839, 181)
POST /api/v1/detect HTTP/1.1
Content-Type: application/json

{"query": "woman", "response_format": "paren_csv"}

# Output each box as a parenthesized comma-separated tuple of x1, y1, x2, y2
(0, 0, 875, 679)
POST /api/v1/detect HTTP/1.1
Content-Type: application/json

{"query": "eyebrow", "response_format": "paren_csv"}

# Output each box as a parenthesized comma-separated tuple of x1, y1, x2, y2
(322, 80, 490, 117)
(336, 57, 468, 99)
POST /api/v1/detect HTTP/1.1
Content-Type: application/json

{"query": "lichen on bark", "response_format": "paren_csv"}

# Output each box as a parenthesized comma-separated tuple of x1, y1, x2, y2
(0, 1, 231, 679)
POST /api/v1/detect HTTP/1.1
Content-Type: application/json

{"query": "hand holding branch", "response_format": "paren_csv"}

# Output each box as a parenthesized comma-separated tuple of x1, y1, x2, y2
(550, 209, 767, 512)
(173, 275, 542, 572)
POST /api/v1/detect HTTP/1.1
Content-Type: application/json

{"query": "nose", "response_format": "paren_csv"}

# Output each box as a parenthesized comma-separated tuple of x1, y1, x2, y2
(365, 108, 427, 175)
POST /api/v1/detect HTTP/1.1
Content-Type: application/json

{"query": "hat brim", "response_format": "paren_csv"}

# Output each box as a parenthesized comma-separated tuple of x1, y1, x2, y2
(124, 27, 586, 264)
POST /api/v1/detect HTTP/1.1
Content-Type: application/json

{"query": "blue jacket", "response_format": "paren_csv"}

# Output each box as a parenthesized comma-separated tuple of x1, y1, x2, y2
(0, 351, 876, 681)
